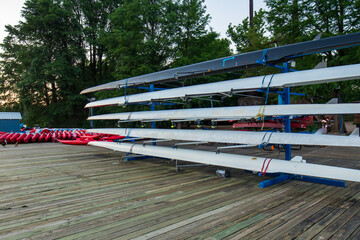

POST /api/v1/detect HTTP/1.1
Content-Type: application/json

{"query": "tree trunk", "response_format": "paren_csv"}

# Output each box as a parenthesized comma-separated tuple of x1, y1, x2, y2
(51, 82, 57, 103)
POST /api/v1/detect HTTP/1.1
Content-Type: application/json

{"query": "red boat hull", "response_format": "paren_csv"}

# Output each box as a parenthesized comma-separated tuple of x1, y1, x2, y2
(57, 139, 92, 145)
(23, 133, 33, 143)
(16, 133, 27, 143)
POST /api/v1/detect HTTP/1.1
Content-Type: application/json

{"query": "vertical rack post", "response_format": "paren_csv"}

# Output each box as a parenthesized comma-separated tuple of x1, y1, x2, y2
(90, 107, 94, 129)
(88, 97, 96, 129)
(282, 62, 292, 160)
(150, 84, 156, 146)
(259, 61, 345, 188)
(126, 84, 157, 160)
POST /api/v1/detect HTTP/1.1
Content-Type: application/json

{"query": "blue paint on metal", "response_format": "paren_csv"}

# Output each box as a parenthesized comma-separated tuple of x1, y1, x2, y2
(125, 155, 152, 162)
(293, 175, 346, 187)
(222, 56, 235, 67)
(281, 63, 292, 161)
(259, 174, 345, 188)
(259, 174, 290, 188)
(257, 89, 305, 96)
(127, 86, 168, 91)
(256, 48, 268, 65)
(150, 84, 157, 146)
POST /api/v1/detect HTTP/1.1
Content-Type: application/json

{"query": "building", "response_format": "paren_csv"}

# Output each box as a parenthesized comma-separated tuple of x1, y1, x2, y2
(0, 112, 22, 132)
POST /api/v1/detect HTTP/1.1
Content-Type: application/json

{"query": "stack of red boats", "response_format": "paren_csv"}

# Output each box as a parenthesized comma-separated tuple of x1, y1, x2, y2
(56, 131, 125, 145)
(0, 131, 51, 144)
(0, 129, 125, 145)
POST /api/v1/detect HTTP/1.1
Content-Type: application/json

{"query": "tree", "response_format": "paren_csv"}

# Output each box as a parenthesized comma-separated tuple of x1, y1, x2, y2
(265, 0, 305, 44)
(176, 0, 210, 57)
(264, 0, 360, 103)
(227, 9, 271, 53)
(102, 0, 179, 81)
(172, 31, 231, 67)
(1, 0, 88, 127)
(79, 0, 123, 88)
(95, 0, 231, 112)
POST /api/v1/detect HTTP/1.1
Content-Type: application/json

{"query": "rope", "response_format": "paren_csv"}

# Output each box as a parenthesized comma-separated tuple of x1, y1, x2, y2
(261, 75, 267, 88)
(260, 158, 272, 176)
(258, 48, 268, 65)
(256, 105, 266, 121)
(257, 74, 275, 130)
(265, 74, 275, 104)
(254, 105, 266, 130)
(260, 132, 274, 147)
(124, 128, 132, 141)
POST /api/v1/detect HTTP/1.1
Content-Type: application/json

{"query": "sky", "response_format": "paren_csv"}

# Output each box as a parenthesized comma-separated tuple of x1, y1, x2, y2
(205, 0, 267, 38)
(0, 0, 267, 45)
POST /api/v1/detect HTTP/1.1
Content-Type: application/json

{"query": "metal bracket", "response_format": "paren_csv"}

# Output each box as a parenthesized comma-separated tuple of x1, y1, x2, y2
(174, 141, 208, 146)
(259, 174, 346, 188)
(175, 160, 208, 173)
(216, 144, 257, 154)
(142, 139, 172, 146)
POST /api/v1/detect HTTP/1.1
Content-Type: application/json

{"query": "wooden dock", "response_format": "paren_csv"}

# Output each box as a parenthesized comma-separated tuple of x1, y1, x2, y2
(0, 142, 359, 239)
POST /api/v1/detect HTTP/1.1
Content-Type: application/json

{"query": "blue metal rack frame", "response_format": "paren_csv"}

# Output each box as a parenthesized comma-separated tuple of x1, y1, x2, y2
(257, 61, 346, 188)
(123, 46, 348, 187)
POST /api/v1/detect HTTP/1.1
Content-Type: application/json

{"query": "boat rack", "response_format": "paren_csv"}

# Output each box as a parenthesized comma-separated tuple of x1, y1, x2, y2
(84, 33, 360, 188)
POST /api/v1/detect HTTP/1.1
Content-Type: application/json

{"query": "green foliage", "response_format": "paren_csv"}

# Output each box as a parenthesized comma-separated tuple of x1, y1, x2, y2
(96, 0, 231, 111)
(103, 0, 178, 80)
(1, 0, 89, 127)
(176, 0, 210, 56)
(227, 0, 360, 104)
(227, 9, 271, 53)
(172, 31, 231, 67)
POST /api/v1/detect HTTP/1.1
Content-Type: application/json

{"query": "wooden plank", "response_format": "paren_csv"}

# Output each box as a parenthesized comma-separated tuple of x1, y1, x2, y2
(0, 142, 359, 239)
(212, 185, 341, 239)
(309, 191, 360, 239)
(33, 180, 243, 239)
(187, 183, 321, 239)
(117, 186, 299, 240)
(262, 185, 360, 239)
(330, 210, 360, 239)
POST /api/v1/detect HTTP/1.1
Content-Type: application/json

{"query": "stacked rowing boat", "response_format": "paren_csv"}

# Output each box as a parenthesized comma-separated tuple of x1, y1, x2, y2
(81, 33, 360, 184)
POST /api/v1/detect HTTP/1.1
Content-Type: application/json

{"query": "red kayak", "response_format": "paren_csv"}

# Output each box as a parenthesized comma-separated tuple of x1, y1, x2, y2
(31, 133, 40, 142)
(40, 129, 50, 134)
(74, 130, 81, 138)
(23, 133, 33, 143)
(52, 132, 57, 142)
(0, 133, 10, 141)
(80, 134, 102, 140)
(101, 135, 126, 141)
(38, 133, 47, 142)
(62, 131, 68, 139)
(6, 133, 15, 142)
(57, 139, 92, 145)
(16, 133, 27, 143)
(55, 131, 59, 139)
(71, 132, 77, 140)
(10, 133, 21, 143)
(66, 131, 72, 139)
(45, 133, 52, 142)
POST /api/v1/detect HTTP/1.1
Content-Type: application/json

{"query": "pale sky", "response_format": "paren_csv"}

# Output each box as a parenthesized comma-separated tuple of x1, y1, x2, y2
(0, 0, 267, 45)
(205, 0, 267, 38)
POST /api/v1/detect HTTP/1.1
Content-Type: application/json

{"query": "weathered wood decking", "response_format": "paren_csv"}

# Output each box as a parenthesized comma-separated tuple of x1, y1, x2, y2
(0, 142, 359, 239)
